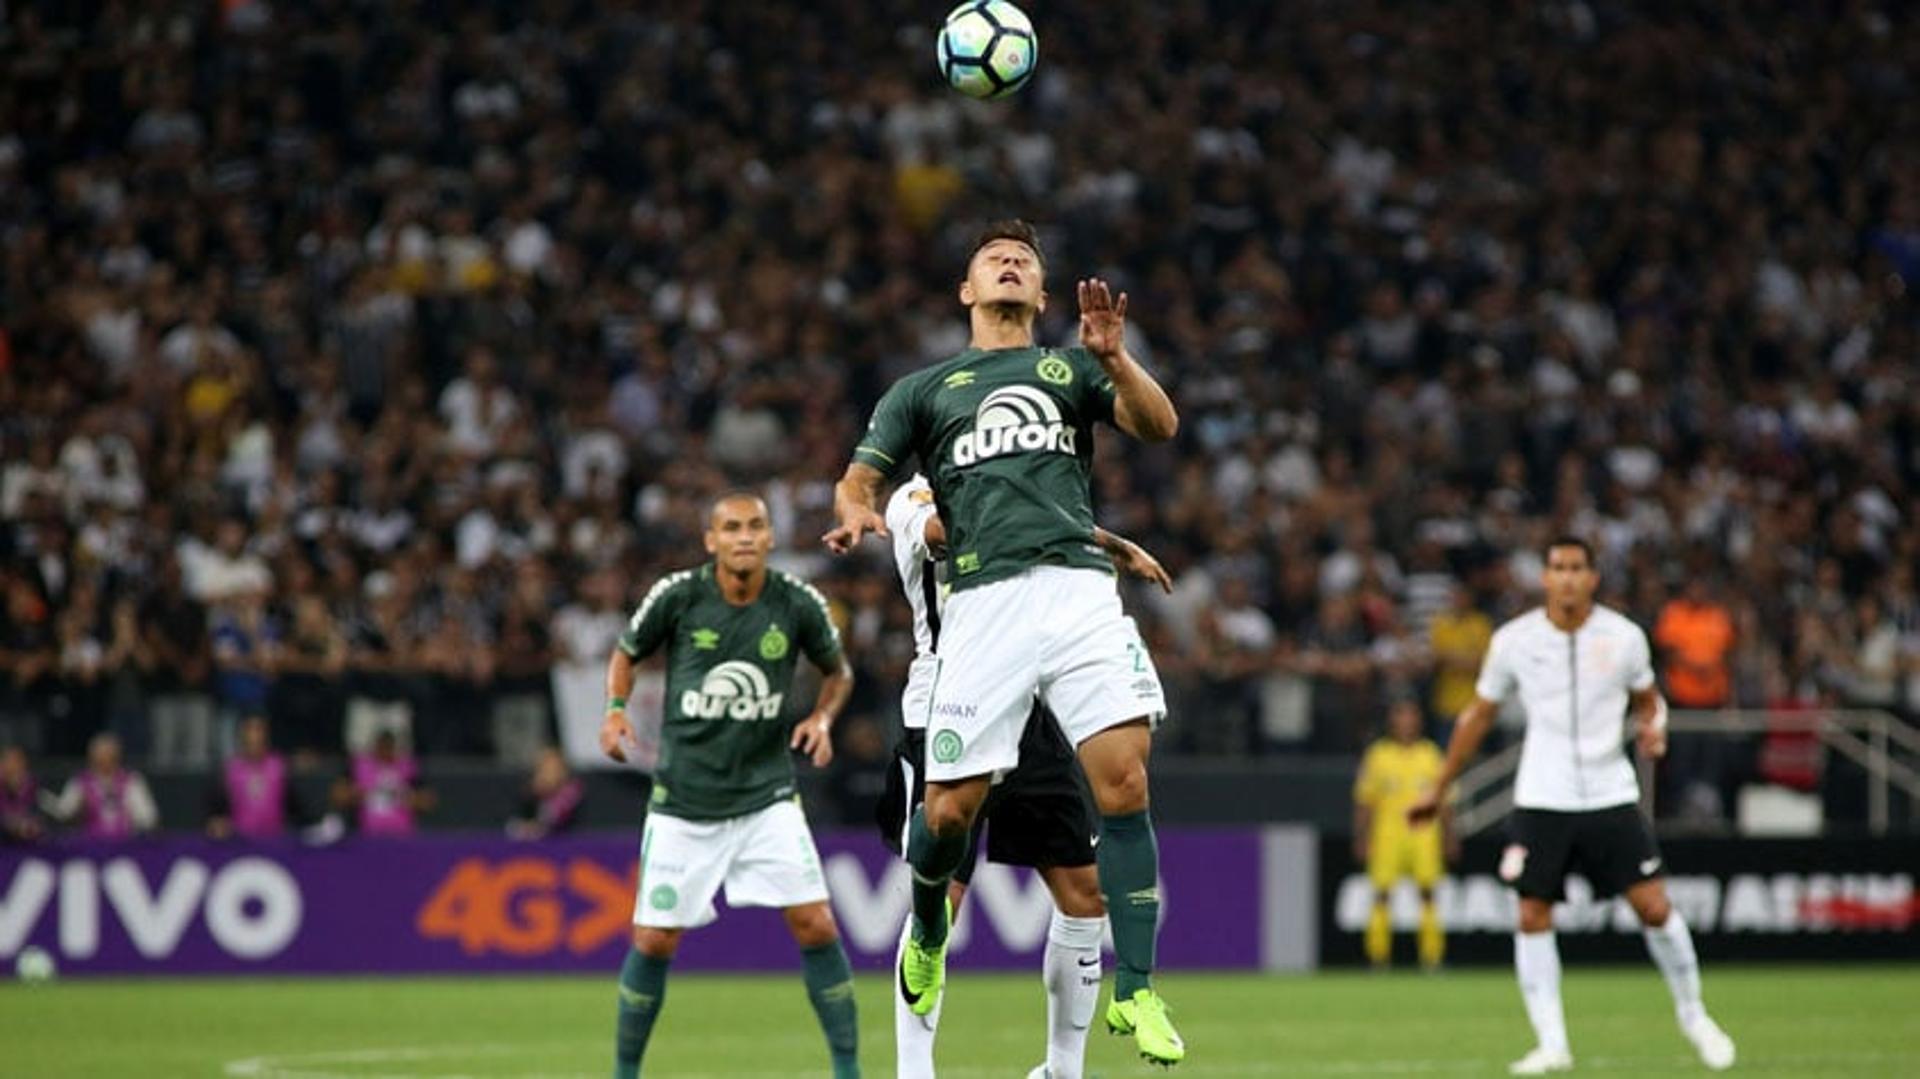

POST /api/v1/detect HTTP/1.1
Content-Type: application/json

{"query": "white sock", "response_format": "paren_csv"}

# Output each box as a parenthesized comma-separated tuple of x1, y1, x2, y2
(1643, 912, 1706, 1029)
(1514, 930, 1570, 1055)
(894, 917, 943, 1079)
(1042, 911, 1103, 1079)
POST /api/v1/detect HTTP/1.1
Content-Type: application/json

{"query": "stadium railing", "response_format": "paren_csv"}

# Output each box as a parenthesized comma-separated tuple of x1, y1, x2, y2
(1450, 709, 1920, 838)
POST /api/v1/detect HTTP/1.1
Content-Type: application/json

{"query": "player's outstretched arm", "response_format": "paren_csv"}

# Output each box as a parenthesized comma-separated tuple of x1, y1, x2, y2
(1078, 277, 1177, 442)
(791, 656, 854, 768)
(1409, 696, 1498, 823)
(824, 462, 890, 554)
(598, 647, 639, 763)
(1092, 526, 1173, 593)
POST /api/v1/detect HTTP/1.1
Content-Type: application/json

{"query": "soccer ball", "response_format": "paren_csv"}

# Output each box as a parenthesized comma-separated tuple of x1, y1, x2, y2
(14, 946, 56, 984)
(937, 1, 1038, 100)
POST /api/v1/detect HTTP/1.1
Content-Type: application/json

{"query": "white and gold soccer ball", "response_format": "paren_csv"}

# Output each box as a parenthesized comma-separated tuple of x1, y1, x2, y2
(937, 1, 1038, 100)
(14, 945, 57, 984)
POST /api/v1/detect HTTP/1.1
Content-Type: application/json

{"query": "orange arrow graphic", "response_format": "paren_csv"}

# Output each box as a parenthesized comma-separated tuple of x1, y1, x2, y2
(567, 858, 639, 954)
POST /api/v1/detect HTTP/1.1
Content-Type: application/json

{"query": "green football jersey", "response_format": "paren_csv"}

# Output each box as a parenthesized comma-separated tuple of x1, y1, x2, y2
(854, 345, 1118, 590)
(617, 563, 843, 821)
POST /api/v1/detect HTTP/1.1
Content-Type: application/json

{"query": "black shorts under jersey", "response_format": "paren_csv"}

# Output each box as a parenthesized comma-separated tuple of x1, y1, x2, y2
(876, 704, 1096, 885)
(1503, 804, 1664, 902)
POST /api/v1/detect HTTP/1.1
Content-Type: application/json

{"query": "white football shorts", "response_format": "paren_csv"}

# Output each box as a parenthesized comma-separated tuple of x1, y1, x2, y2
(633, 798, 830, 928)
(923, 565, 1166, 782)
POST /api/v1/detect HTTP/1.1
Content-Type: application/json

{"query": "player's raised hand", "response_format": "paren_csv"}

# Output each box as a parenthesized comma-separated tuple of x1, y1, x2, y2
(791, 711, 835, 767)
(1078, 277, 1129, 361)
(598, 710, 633, 763)
(822, 505, 888, 554)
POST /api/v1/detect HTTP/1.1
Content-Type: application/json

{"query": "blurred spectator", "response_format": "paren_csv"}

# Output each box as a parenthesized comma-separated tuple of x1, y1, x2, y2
(206, 714, 307, 840)
(51, 581, 107, 754)
(1427, 584, 1492, 725)
(492, 590, 555, 767)
(210, 587, 280, 751)
(0, 745, 46, 844)
(1302, 592, 1376, 753)
(823, 715, 893, 827)
(343, 576, 418, 754)
(506, 747, 583, 840)
(45, 733, 158, 838)
(333, 730, 433, 838)
(1838, 596, 1902, 711)
(0, 574, 56, 753)
(1655, 578, 1737, 710)
(100, 594, 156, 758)
(1654, 576, 1737, 820)
(184, 519, 272, 605)
(0, 2, 1912, 829)
(271, 594, 348, 759)
(143, 563, 215, 767)
(1190, 576, 1274, 752)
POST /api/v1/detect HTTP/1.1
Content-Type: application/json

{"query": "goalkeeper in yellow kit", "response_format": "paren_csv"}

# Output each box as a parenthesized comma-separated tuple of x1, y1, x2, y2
(1352, 696, 1458, 969)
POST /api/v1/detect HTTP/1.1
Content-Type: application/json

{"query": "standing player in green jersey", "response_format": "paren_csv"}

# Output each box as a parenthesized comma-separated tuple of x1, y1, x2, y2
(824, 220, 1186, 1066)
(599, 492, 859, 1079)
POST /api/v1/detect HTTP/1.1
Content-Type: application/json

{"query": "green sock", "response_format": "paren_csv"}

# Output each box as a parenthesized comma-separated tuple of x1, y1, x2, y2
(802, 940, 861, 1078)
(614, 949, 670, 1079)
(1099, 810, 1160, 998)
(905, 807, 968, 947)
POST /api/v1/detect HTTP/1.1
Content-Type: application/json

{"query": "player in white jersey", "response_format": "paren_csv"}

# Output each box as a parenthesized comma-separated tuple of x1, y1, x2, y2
(1411, 537, 1735, 1075)
(877, 474, 1169, 1079)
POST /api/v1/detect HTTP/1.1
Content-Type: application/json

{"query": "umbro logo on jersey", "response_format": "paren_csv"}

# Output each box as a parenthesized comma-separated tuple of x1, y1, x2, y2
(952, 385, 1077, 466)
(690, 628, 720, 650)
(943, 370, 977, 388)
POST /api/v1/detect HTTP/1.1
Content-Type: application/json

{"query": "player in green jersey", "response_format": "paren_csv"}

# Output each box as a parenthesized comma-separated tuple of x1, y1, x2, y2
(824, 220, 1186, 1066)
(599, 492, 859, 1079)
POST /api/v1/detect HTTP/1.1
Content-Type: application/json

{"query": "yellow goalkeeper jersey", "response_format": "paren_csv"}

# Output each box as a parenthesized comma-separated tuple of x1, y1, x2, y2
(1354, 737, 1444, 837)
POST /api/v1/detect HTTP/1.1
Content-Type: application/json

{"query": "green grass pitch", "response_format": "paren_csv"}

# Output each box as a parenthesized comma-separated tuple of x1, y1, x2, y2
(3, 965, 1916, 1076)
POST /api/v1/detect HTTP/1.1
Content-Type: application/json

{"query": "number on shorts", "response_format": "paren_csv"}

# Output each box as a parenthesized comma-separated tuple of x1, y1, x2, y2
(1126, 641, 1145, 673)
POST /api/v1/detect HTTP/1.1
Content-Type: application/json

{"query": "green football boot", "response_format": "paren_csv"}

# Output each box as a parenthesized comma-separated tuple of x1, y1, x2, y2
(897, 902, 951, 1017)
(1106, 988, 1186, 1066)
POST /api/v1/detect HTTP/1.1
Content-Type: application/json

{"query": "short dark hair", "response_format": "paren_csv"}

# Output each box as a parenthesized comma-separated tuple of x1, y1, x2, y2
(1543, 535, 1595, 566)
(971, 219, 1045, 270)
(708, 490, 769, 523)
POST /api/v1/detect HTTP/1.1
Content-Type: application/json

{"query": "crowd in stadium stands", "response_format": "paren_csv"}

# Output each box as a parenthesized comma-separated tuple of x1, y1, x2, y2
(1, 1, 1916, 832)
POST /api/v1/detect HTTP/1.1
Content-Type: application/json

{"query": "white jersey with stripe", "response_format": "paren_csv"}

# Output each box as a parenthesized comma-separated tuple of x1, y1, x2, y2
(1475, 603, 1657, 811)
(885, 475, 945, 729)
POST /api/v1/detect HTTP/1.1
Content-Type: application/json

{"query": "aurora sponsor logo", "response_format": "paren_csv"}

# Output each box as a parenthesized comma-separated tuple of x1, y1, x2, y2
(951, 385, 1077, 467)
(679, 660, 785, 721)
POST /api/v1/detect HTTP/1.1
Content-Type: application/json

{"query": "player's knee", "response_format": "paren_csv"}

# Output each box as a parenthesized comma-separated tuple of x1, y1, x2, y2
(784, 904, 839, 948)
(923, 792, 977, 837)
(1634, 892, 1672, 928)
(1088, 759, 1149, 815)
(631, 926, 681, 959)
(1053, 869, 1104, 918)
(1516, 900, 1554, 933)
